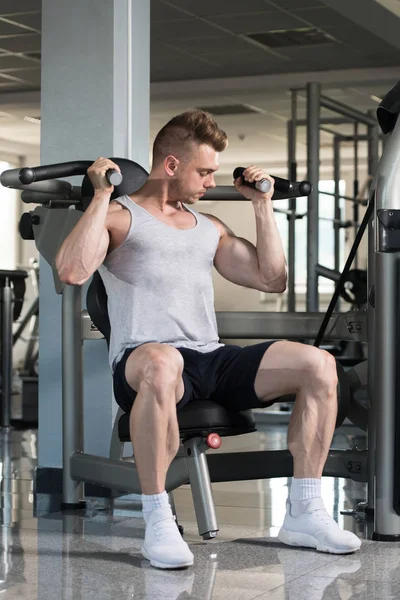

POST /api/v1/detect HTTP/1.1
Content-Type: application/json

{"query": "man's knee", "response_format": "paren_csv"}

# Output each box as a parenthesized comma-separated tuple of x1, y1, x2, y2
(304, 347, 338, 396)
(127, 344, 184, 394)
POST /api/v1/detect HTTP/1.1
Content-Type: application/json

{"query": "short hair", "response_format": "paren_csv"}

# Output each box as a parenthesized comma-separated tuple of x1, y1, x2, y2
(152, 109, 228, 166)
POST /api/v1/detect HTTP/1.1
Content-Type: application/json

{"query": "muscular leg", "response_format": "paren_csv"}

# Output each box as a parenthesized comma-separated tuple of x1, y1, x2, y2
(253, 341, 338, 478)
(125, 343, 184, 494)
(254, 341, 360, 553)
(124, 343, 194, 569)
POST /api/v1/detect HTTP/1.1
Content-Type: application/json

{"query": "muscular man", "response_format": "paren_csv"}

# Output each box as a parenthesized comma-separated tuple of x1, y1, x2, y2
(55, 109, 361, 569)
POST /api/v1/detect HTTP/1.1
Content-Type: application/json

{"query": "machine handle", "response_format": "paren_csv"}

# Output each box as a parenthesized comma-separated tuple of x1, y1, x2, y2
(1, 160, 122, 188)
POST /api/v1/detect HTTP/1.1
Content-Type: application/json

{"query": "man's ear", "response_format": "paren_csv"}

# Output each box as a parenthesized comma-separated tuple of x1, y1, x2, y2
(165, 155, 180, 177)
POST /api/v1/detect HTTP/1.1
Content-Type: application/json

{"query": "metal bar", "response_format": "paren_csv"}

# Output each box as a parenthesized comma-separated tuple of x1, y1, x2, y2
(319, 216, 352, 228)
(185, 438, 218, 538)
(333, 137, 341, 276)
(373, 112, 400, 532)
(288, 91, 298, 313)
(287, 116, 296, 311)
(353, 123, 359, 268)
(374, 252, 400, 535)
(13, 296, 39, 345)
(327, 133, 385, 142)
(206, 449, 368, 483)
(215, 311, 367, 342)
(367, 197, 376, 513)
(342, 134, 383, 142)
(23, 312, 38, 374)
(333, 136, 342, 311)
(375, 111, 400, 212)
(318, 189, 366, 205)
(306, 82, 321, 311)
(70, 451, 190, 493)
(85, 309, 367, 343)
(21, 190, 80, 205)
(367, 109, 380, 186)
(274, 208, 302, 217)
(297, 117, 353, 126)
(109, 407, 125, 461)
(320, 126, 344, 137)
(320, 95, 376, 126)
(367, 108, 379, 514)
(0, 280, 12, 428)
(62, 285, 85, 507)
(315, 264, 341, 282)
(70, 448, 368, 498)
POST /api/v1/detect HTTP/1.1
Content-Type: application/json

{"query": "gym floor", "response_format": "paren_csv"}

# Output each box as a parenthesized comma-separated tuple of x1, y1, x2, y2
(1, 423, 398, 599)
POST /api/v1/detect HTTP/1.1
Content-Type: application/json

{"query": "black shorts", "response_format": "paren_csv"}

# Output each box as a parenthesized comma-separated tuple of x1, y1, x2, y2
(113, 341, 277, 414)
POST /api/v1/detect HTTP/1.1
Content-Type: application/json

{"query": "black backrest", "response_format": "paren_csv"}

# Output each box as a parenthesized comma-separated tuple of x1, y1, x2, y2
(86, 271, 111, 346)
(378, 80, 400, 134)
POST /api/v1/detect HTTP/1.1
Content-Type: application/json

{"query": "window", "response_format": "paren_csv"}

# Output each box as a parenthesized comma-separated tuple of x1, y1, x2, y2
(273, 180, 346, 295)
(0, 162, 18, 270)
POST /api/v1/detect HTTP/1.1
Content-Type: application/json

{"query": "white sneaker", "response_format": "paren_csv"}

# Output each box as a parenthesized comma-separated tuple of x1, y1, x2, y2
(278, 498, 361, 554)
(141, 507, 194, 569)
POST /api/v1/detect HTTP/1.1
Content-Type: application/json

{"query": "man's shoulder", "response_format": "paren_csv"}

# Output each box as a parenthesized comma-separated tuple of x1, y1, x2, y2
(108, 200, 125, 214)
(105, 200, 131, 234)
(200, 212, 233, 237)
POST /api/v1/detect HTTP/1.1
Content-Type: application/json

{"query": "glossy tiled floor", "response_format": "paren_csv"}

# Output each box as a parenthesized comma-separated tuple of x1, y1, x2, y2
(0, 422, 398, 599)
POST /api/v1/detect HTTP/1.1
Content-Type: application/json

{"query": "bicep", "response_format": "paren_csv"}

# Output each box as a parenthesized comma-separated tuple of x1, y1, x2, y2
(204, 213, 260, 288)
(214, 235, 261, 288)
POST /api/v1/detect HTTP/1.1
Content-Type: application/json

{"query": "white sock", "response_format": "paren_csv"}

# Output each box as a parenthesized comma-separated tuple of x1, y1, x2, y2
(289, 478, 321, 516)
(142, 491, 170, 523)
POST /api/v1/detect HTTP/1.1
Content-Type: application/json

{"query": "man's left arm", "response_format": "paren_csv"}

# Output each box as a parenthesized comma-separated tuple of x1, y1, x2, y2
(210, 166, 287, 293)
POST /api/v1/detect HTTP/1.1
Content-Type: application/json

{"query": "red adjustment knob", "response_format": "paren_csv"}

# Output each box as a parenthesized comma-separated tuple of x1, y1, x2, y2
(206, 433, 222, 449)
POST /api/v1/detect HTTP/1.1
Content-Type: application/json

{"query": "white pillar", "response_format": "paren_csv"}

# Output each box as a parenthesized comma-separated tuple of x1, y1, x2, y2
(39, 0, 149, 466)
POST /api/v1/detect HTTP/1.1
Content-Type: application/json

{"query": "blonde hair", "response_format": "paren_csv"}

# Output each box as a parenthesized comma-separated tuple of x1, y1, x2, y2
(152, 109, 228, 166)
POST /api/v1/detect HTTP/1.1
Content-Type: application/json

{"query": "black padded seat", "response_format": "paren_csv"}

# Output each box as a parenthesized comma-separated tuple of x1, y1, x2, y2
(118, 399, 256, 442)
(86, 271, 257, 444)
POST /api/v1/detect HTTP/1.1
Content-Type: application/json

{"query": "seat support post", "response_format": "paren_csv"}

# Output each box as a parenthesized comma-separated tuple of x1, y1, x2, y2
(109, 407, 125, 460)
(62, 284, 86, 509)
(184, 438, 219, 539)
(0, 278, 13, 428)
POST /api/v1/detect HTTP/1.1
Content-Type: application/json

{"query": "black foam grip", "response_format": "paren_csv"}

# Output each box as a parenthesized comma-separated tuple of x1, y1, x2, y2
(233, 167, 311, 197)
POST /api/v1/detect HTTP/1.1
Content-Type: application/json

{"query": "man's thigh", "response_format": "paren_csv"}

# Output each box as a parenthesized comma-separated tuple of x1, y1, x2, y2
(113, 343, 193, 413)
(208, 340, 331, 411)
(208, 341, 278, 411)
(253, 340, 332, 402)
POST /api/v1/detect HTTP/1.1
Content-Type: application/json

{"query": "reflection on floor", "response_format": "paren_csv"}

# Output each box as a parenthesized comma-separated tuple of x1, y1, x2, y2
(0, 423, 398, 599)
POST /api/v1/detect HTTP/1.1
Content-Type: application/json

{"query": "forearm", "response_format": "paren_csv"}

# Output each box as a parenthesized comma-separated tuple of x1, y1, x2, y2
(55, 192, 110, 283)
(253, 201, 287, 289)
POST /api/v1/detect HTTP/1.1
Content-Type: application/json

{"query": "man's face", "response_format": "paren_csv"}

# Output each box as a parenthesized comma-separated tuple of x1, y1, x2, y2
(172, 143, 219, 204)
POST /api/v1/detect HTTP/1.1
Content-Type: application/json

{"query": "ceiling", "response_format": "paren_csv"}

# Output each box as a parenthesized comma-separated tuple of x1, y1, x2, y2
(0, 0, 399, 175)
(151, 0, 400, 80)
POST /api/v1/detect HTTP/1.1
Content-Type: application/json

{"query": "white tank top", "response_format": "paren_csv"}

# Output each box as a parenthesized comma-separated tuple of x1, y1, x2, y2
(98, 195, 224, 371)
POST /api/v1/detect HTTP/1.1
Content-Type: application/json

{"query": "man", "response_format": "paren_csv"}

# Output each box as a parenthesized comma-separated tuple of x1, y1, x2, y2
(55, 109, 361, 570)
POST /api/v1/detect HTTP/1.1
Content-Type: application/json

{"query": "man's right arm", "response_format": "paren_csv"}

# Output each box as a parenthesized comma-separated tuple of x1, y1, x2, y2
(55, 157, 120, 286)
